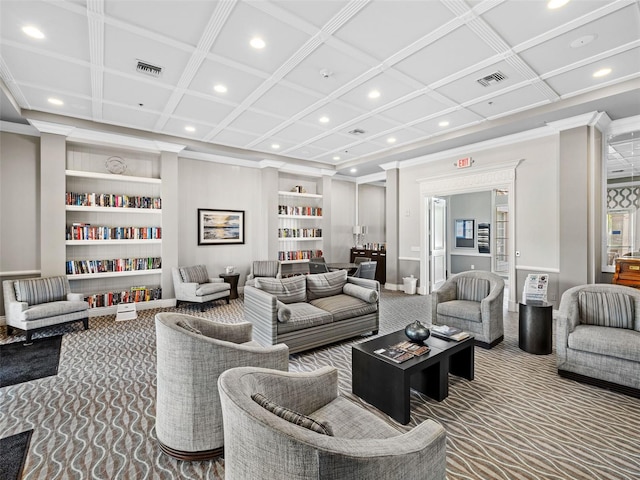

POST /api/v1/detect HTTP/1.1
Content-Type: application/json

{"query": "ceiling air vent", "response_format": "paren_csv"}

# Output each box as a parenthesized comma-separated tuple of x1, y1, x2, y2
(136, 60, 162, 78)
(348, 128, 366, 135)
(477, 71, 507, 87)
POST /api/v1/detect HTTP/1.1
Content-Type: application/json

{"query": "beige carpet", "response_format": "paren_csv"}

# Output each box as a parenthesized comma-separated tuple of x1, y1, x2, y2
(1, 292, 639, 479)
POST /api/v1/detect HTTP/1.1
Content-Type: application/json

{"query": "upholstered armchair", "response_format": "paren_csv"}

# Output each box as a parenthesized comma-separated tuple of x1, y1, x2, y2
(155, 312, 289, 460)
(218, 366, 447, 480)
(431, 270, 505, 348)
(3, 276, 89, 343)
(557, 284, 640, 397)
(245, 260, 281, 287)
(172, 265, 230, 310)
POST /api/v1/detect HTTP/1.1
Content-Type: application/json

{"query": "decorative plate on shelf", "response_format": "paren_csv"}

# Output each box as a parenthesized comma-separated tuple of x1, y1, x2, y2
(105, 156, 127, 175)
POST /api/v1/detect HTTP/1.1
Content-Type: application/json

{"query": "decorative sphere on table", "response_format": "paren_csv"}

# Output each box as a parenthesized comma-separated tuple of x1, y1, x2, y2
(405, 320, 430, 342)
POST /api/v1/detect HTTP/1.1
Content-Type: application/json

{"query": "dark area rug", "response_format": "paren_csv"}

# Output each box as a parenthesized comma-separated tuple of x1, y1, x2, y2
(0, 429, 33, 480)
(0, 335, 62, 387)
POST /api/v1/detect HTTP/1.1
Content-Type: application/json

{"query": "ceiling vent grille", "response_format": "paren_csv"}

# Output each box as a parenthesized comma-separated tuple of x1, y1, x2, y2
(348, 128, 366, 135)
(477, 71, 507, 87)
(136, 60, 162, 78)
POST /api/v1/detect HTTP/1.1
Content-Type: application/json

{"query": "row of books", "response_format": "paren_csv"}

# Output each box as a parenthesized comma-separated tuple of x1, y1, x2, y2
(84, 286, 162, 308)
(66, 257, 162, 275)
(278, 228, 322, 238)
(278, 250, 323, 261)
(67, 224, 161, 241)
(374, 340, 431, 363)
(278, 205, 322, 216)
(66, 192, 161, 209)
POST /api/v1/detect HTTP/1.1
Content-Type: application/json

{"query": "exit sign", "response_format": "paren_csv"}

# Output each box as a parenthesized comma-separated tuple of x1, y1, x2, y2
(457, 157, 473, 169)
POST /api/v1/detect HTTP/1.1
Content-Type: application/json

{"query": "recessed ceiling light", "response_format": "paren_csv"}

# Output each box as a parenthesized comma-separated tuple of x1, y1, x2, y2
(213, 84, 227, 93)
(185, 126, 196, 132)
(332, 156, 341, 161)
(271, 144, 280, 149)
(547, 0, 570, 9)
(319, 116, 330, 124)
(439, 121, 450, 127)
(368, 90, 380, 99)
(48, 98, 63, 106)
(387, 137, 396, 144)
(22, 25, 45, 39)
(350, 168, 357, 173)
(593, 68, 612, 78)
(250, 37, 266, 49)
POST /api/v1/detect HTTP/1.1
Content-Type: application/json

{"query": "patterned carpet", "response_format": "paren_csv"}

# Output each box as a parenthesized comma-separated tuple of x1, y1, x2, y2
(1, 291, 639, 479)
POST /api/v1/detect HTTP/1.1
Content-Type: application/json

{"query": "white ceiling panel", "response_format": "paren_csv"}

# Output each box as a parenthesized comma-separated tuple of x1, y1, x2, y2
(275, 122, 326, 143)
(346, 115, 401, 139)
(341, 141, 384, 157)
(18, 85, 93, 117)
(228, 109, 288, 135)
(210, 128, 261, 148)
(480, 0, 611, 47)
(252, 84, 321, 118)
(162, 118, 210, 141)
(518, 5, 640, 76)
(273, 0, 349, 29)
(286, 144, 330, 160)
(338, 71, 416, 111)
(210, 1, 311, 75)
(105, 1, 218, 47)
(173, 94, 236, 125)
(299, 102, 363, 131)
(103, 72, 173, 112)
(333, 0, 456, 62)
(306, 133, 357, 151)
(382, 94, 449, 124)
(393, 25, 498, 87)
(102, 104, 160, 131)
(466, 84, 551, 119)
(188, 58, 266, 104)
(413, 108, 484, 136)
(0, 1, 90, 61)
(104, 24, 192, 86)
(545, 48, 640, 97)
(253, 137, 301, 154)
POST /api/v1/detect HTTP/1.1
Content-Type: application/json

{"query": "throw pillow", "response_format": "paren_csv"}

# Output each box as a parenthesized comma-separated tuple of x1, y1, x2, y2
(14, 276, 68, 305)
(306, 270, 348, 300)
(277, 300, 291, 323)
(255, 276, 307, 304)
(251, 393, 333, 436)
(578, 291, 634, 329)
(180, 265, 209, 284)
(343, 283, 378, 304)
(456, 277, 489, 302)
(176, 321, 202, 335)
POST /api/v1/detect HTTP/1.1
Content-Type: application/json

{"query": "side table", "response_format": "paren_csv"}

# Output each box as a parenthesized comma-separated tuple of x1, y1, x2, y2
(518, 300, 553, 354)
(219, 273, 240, 300)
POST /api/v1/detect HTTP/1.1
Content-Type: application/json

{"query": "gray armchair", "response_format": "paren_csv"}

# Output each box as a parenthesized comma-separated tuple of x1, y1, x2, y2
(218, 366, 447, 480)
(245, 260, 281, 287)
(431, 270, 504, 348)
(155, 312, 289, 460)
(557, 284, 640, 397)
(172, 265, 230, 310)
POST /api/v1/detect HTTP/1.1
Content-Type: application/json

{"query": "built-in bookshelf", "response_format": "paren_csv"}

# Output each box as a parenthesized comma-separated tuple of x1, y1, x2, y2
(278, 191, 323, 267)
(65, 147, 164, 315)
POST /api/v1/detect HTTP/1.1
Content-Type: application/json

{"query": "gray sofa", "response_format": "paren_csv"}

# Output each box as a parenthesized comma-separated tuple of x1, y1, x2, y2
(218, 366, 447, 480)
(3, 276, 89, 342)
(244, 270, 379, 353)
(557, 284, 640, 397)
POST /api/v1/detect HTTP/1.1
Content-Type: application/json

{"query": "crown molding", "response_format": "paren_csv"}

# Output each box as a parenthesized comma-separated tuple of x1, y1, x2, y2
(607, 114, 640, 136)
(29, 120, 76, 136)
(379, 161, 401, 171)
(545, 111, 602, 131)
(356, 171, 386, 184)
(416, 158, 524, 188)
(0, 120, 39, 136)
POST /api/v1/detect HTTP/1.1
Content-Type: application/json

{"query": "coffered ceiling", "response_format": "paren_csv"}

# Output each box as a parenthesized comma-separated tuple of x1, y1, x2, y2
(1, 0, 639, 177)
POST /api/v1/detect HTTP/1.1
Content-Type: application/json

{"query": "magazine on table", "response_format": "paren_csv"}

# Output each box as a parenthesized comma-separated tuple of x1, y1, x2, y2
(430, 325, 470, 341)
(374, 340, 431, 363)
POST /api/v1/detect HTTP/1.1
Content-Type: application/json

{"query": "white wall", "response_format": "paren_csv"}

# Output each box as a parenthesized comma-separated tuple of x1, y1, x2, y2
(358, 183, 386, 247)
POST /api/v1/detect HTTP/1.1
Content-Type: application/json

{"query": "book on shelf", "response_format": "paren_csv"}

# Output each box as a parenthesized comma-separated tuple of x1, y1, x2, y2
(430, 325, 470, 341)
(374, 340, 431, 363)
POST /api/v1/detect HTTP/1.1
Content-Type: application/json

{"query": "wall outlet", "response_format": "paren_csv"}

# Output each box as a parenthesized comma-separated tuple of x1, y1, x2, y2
(471, 264, 475, 269)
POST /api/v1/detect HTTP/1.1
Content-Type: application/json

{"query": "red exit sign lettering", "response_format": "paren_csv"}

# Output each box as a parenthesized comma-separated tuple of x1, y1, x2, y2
(457, 157, 472, 169)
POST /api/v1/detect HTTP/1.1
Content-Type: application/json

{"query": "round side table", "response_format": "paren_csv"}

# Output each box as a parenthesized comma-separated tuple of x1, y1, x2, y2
(518, 300, 553, 355)
(219, 273, 240, 300)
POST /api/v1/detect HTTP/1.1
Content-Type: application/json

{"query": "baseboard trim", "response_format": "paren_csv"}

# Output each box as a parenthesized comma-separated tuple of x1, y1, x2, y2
(558, 370, 640, 399)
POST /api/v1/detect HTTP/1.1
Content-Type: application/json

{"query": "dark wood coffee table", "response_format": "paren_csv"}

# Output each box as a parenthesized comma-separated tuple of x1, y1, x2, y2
(352, 329, 474, 424)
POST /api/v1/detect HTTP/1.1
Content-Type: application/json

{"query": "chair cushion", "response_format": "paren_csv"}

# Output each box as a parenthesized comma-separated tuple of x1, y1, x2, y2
(252, 261, 279, 278)
(568, 325, 640, 362)
(180, 265, 209, 284)
(276, 303, 333, 334)
(456, 277, 489, 302)
(437, 299, 482, 323)
(196, 282, 230, 296)
(306, 270, 348, 300)
(14, 276, 68, 305)
(310, 294, 377, 322)
(343, 283, 378, 304)
(578, 291, 634, 329)
(255, 276, 306, 304)
(22, 300, 88, 321)
(251, 393, 333, 436)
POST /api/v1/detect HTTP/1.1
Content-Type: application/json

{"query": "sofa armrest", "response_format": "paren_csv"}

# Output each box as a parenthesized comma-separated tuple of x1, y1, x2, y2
(8, 300, 28, 320)
(208, 277, 224, 284)
(431, 280, 456, 323)
(243, 286, 279, 347)
(175, 281, 199, 299)
(67, 292, 85, 302)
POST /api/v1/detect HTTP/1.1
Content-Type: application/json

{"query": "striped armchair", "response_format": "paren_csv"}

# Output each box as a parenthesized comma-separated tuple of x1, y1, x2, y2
(431, 270, 505, 348)
(245, 260, 281, 287)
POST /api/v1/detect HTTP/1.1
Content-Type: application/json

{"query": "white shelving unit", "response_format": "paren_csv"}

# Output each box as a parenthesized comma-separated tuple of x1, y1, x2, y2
(65, 153, 164, 315)
(278, 190, 323, 271)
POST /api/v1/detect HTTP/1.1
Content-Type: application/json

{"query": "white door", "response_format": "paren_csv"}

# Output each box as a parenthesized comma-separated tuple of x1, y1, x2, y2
(430, 197, 447, 291)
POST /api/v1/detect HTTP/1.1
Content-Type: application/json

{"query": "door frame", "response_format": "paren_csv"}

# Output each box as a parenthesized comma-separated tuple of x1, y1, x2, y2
(418, 159, 522, 311)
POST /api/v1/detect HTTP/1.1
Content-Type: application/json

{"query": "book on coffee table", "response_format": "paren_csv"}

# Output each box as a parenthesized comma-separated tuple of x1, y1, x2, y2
(430, 325, 470, 341)
(374, 341, 431, 363)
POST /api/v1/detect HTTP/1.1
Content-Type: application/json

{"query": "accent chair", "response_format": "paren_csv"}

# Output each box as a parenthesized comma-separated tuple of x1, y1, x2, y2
(155, 312, 289, 460)
(352, 261, 377, 280)
(218, 366, 447, 480)
(431, 270, 505, 348)
(172, 265, 230, 310)
(245, 260, 281, 287)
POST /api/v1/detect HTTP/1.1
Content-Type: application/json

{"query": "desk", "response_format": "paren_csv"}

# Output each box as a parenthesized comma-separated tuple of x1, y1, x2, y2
(219, 273, 240, 299)
(327, 263, 358, 274)
(518, 301, 553, 354)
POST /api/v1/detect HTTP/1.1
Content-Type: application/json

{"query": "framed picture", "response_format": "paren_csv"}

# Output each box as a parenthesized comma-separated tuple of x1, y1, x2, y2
(198, 209, 245, 245)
